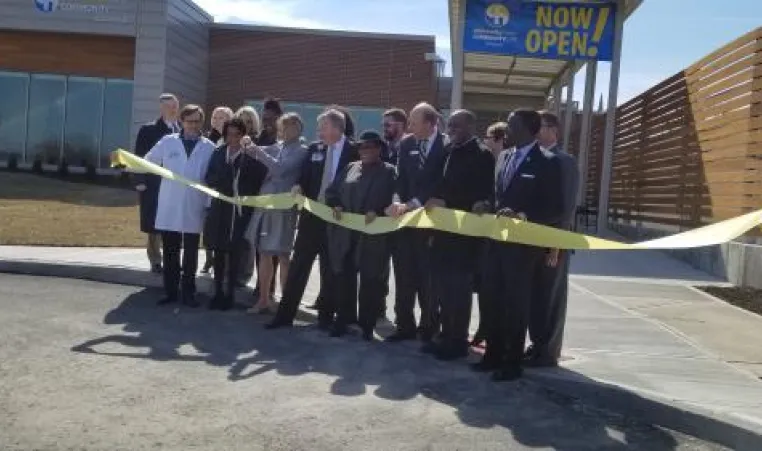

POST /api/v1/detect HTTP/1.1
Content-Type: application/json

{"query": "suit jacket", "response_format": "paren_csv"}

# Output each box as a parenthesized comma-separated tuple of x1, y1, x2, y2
(493, 144, 564, 228)
(396, 132, 447, 206)
(431, 137, 495, 269)
(325, 161, 397, 274)
(546, 145, 580, 230)
(134, 118, 174, 233)
(203, 146, 268, 250)
(296, 138, 360, 238)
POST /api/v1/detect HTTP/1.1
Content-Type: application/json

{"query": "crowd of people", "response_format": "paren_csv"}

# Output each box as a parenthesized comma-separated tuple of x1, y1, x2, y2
(132, 93, 579, 382)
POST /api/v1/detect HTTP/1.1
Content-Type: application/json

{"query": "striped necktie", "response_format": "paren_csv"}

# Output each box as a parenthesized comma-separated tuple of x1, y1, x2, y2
(418, 139, 429, 168)
(500, 150, 522, 192)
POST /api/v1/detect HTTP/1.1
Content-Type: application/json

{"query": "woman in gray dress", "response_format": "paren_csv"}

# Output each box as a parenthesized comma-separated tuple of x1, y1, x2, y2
(244, 113, 309, 313)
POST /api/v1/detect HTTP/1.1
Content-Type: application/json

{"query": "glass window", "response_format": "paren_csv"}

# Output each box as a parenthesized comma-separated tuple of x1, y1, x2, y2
(100, 79, 133, 168)
(26, 74, 66, 165)
(0, 71, 29, 162)
(64, 77, 104, 167)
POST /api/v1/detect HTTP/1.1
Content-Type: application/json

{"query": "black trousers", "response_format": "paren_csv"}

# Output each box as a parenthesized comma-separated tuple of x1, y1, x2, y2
(211, 217, 249, 302)
(529, 251, 570, 360)
(334, 242, 385, 332)
(273, 212, 341, 324)
(161, 231, 200, 301)
(392, 229, 437, 335)
(483, 242, 546, 368)
(432, 261, 474, 348)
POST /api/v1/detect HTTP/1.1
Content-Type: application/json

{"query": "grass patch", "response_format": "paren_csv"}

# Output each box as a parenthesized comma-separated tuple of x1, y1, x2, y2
(0, 172, 144, 247)
(698, 285, 762, 316)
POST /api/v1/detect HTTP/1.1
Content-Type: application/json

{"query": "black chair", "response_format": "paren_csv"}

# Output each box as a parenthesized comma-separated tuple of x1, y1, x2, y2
(575, 205, 599, 233)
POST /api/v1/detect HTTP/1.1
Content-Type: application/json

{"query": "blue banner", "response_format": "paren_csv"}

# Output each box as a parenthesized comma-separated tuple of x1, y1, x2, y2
(463, 0, 616, 61)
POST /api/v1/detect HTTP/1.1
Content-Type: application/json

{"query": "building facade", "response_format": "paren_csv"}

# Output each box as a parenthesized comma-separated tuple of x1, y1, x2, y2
(0, 0, 437, 169)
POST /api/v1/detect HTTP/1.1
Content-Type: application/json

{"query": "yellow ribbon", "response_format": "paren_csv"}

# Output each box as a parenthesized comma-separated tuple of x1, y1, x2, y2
(112, 149, 762, 250)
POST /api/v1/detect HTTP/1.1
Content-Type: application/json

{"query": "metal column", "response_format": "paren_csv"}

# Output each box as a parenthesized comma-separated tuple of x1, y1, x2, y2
(596, 0, 626, 231)
(552, 82, 563, 115)
(562, 69, 575, 149)
(576, 61, 597, 207)
(449, 0, 466, 110)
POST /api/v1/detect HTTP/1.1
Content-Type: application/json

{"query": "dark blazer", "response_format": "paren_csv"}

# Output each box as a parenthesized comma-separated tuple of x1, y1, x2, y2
(431, 137, 495, 269)
(296, 138, 360, 240)
(203, 146, 268, 251)
(494, 144, 564, 228)
(396, 132, 447, 205)
(547, 145, 580, 230)
(298, 139, 360, 201)
(325, 161, 397, 274)
(134, 118, 174, 233)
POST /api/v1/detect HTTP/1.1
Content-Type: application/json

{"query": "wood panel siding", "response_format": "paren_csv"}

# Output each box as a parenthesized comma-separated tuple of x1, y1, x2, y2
(566, 27, 762, 233)
(0, 30, 135, 79)
(207, 26, 437, 111)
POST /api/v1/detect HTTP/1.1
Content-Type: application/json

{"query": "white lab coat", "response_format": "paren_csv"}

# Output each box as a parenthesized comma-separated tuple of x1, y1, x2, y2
(144, 134, 215, 234)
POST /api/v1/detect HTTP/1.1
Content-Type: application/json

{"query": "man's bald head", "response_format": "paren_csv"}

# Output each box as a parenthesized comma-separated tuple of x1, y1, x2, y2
(446, 109, 476, 145)
(408, 102, 440, 140)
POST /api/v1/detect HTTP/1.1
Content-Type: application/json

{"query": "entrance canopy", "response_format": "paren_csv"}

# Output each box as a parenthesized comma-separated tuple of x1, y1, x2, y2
(448, 0, 643, 113)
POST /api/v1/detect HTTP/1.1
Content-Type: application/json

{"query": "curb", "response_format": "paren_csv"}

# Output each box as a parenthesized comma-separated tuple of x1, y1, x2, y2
(527, 369, 762, 451)
(2, 259, 761, 449)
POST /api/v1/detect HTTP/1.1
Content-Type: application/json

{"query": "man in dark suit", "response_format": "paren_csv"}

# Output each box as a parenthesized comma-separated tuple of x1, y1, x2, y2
(426, 110, 495, 360)
(134, 93, 180, 273)
(385, 102, 448, 345)
(266, 108, 359, 330)
(525, 111, 580, 367)
(473, 109, 565, 381)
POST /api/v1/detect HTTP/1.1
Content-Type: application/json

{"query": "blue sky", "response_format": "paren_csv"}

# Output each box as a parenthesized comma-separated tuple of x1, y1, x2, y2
(194, 0, 762, 104)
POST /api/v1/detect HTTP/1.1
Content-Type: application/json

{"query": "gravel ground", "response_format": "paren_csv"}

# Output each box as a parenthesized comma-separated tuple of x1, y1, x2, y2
(0, 274, 728, 451)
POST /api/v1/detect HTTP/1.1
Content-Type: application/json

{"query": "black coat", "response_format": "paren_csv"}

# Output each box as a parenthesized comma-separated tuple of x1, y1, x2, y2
(203, 146, 268, 251)
(135, 119, 174, 233)
(296, 139, 360, 240)
(493, 144, 564, 227)
(430, 137, 495, 270)
(396, 132, 448, 205)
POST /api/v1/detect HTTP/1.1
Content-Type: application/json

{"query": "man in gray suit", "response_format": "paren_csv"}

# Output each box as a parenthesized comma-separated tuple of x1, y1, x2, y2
(525, 110, 580, 367)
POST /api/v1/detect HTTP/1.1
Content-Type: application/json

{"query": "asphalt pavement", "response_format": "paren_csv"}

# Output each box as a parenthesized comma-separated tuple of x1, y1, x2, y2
(0, 273, 729, 451)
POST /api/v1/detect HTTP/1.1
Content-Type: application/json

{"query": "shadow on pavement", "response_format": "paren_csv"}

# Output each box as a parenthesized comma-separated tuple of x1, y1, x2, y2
(65, 287, 752, 450)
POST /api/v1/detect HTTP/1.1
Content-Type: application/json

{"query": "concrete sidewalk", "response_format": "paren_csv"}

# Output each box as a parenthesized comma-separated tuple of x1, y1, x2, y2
(2, 245, 762, 449)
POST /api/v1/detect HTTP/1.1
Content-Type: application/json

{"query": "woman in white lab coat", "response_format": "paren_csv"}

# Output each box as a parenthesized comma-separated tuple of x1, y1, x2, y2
(144, 104, 216, 307)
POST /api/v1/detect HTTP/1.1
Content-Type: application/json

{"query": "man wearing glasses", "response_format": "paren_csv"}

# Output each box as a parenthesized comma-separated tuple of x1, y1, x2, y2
(142, 105, 216, 308)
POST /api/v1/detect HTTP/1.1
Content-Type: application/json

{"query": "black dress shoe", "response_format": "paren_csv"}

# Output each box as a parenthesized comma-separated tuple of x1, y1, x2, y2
(317, 318, 333, 331)
(434, 345, 469, 361)
(329, 325, 348, 338)
(362, 329, 373, 341)
(265, 319, 293, 330)
(420, 341, 439, 354)
(157, 296, 178, 306)
(471, 358, 501, 373)
(151, 264, 163, 274)
(182, 294, 200, 308)
(385, 329, 417, 343)
(523, 355, 558, 368)
(492, 365, 523, 382)
(208, 294, 225, 310)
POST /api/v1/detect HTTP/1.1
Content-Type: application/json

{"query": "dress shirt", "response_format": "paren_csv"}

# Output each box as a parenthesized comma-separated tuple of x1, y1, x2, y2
(329, 135, 346, 182)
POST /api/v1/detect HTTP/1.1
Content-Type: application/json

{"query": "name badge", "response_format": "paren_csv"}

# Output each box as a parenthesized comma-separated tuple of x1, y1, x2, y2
(311, 153, 325, 162)
(410, 150, 420, 156)
(520, 173, 535, 179)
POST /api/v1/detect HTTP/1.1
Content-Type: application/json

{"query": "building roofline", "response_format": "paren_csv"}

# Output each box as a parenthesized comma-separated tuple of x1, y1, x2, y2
(209, 22, 436, 43)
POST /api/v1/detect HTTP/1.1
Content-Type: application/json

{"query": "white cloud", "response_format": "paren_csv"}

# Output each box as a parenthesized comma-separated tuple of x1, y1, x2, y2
(194, 0, 333, 29)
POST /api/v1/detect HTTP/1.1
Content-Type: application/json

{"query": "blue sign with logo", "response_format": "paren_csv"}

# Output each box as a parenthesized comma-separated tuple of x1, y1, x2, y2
(34, 0, 59, 12)
(463, 0, 616, 61)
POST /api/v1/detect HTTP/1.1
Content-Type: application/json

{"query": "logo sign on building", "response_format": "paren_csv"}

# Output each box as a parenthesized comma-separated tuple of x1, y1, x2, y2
(463, 0, 616, 61)
(34, 0, 111, 14)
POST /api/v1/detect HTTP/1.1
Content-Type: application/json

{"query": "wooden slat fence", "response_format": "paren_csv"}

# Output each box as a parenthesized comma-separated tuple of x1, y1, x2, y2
(567, 27, 762, 232)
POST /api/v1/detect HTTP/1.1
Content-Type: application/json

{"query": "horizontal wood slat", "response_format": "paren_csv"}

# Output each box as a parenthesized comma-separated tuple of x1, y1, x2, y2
(564, 27, 762, 235)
